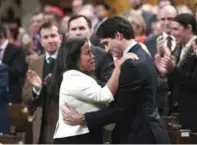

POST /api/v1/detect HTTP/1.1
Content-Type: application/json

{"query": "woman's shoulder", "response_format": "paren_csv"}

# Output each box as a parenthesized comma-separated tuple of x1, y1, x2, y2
(62, 70, 90, 79)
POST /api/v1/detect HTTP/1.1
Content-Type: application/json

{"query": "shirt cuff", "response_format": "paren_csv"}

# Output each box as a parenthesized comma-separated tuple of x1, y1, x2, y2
(103, 85, 114, 103)
(33, 87, 41, 96)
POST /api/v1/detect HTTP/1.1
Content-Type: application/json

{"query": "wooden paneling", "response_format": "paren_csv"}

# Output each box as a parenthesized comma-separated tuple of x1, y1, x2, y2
(41, 0, 197, 15)
(104, 0, 130, 15)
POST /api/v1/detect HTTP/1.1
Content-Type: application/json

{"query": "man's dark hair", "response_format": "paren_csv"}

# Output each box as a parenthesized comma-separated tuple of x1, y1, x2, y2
(174, 13, 197, 34)
(38, 21, 60, 36)
(96, 2, 111, 10)
(96, 16, 134, 39)
(68, 15, 92, 29)
(44, 11, 61, 24)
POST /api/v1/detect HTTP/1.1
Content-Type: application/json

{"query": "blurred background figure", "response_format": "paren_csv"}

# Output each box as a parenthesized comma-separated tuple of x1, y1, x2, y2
(123, 10, 147, 43)
(95, 2, 111, 22)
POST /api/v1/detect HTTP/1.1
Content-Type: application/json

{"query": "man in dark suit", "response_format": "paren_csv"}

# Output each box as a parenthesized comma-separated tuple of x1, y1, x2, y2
(145, 5, 177, 115)
(0, 64, 9, 134)
(0, 24, 26, 103)
(61, 16, 170, 144)
(155, 13, 197, 132)
(67, 15, 114, 86)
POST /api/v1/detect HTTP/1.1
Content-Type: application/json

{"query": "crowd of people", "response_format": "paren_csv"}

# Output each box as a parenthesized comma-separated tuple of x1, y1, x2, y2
(1, 0, 197, 144)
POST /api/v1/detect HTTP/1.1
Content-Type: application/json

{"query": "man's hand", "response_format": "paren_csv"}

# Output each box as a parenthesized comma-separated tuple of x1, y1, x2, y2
(155, 55, 177, 75)
(26, 70, 42, 89)
(164, 55, 177, 72)
(192, 40, 197, 56)
(155, 55, 169, 75)
(44, 73, 52, 85)
(156, 35, 171, 57)
(60, 103, 85, 126)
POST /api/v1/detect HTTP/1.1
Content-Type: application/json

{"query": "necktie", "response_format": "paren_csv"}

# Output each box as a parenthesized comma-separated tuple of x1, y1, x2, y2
(47, 57, 53, 64)
(167, 36, 173, 51)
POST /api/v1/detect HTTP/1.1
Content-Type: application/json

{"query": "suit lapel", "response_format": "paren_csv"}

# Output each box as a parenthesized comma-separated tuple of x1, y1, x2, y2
(128, 43, 141, 54)
(35, 55, 45, 79)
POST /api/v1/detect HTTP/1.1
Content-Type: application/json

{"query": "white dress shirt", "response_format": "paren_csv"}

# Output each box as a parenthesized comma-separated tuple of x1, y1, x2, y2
(45, 51, 58, 63)
(123, 40, 137, 56)
(53, 70, 114, 139)
(0, 40, 9, 63)
(162, 32, 176, 52)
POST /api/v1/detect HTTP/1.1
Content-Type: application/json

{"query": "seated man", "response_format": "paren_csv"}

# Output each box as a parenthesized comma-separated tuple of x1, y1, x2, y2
(0, 64, 9, 134)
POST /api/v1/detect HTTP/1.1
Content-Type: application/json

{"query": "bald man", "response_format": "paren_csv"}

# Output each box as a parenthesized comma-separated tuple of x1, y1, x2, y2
(146, 5, 177, 56)
(145, 5, 177, 115)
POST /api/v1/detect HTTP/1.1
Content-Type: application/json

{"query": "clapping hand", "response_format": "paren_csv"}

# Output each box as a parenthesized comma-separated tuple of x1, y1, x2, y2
(44, 73, 52, 85)
(156, 35, 171, 57)
(192, 40, 197, 56)
(26, 70, 42, 89)
(155, 54, 177, 75)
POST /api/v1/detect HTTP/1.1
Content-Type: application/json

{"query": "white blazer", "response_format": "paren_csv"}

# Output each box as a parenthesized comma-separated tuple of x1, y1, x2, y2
(53, 70, 114, 139)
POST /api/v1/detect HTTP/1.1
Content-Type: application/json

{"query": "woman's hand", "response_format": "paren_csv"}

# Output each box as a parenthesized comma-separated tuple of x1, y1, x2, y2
(117, 52, 139, 67)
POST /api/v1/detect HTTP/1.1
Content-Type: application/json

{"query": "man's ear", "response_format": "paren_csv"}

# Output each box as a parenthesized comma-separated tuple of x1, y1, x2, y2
(115, 32, 123, 40)
(186, 24, 192, 33)
(60, 34, 63, 42)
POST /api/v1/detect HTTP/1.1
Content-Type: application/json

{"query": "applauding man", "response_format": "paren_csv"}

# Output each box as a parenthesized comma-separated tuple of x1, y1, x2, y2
(22, 21, 62, 144)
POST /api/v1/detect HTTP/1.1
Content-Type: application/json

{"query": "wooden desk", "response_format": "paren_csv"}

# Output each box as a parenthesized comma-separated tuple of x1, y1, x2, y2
(0, 134, 24, 144)
(8, 104, 33, 144)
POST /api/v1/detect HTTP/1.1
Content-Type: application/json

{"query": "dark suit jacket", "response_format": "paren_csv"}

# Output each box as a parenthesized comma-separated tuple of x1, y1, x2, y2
(145, 34, 170, 115)
(141, 10, 153, 35)
(145, 34, 158, 57)
(168, 45, 197, 131)
(85, 43, 170, 144)
(2, 43, 26, 103)
(91, 45, 114, 86)
(0, 64, 9, 134)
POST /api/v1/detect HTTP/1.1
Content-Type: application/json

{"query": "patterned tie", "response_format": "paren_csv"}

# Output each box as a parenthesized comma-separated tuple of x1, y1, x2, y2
(167, 36, 173, 51)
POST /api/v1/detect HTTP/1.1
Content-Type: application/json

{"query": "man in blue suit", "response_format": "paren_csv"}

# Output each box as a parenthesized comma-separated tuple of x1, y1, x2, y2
(0, 64, 9, 134)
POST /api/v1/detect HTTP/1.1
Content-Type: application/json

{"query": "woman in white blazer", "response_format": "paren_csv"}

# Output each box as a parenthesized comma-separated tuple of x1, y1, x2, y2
(50, 37, 138, 144)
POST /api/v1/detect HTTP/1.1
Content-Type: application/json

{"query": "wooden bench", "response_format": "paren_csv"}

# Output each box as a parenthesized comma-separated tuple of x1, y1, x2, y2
(163, 116, 197, 144)
(8, 103, 34, 144)
(168, 129, 197, 144)
(0, 134, 24, 144)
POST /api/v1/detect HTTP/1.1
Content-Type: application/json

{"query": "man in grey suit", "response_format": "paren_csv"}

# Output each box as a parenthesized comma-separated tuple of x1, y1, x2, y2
(67, 15, 114, 86)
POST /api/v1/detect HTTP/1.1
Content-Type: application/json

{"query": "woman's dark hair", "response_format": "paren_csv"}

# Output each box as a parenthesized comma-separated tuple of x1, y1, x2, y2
(48, 37, 88, 102)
